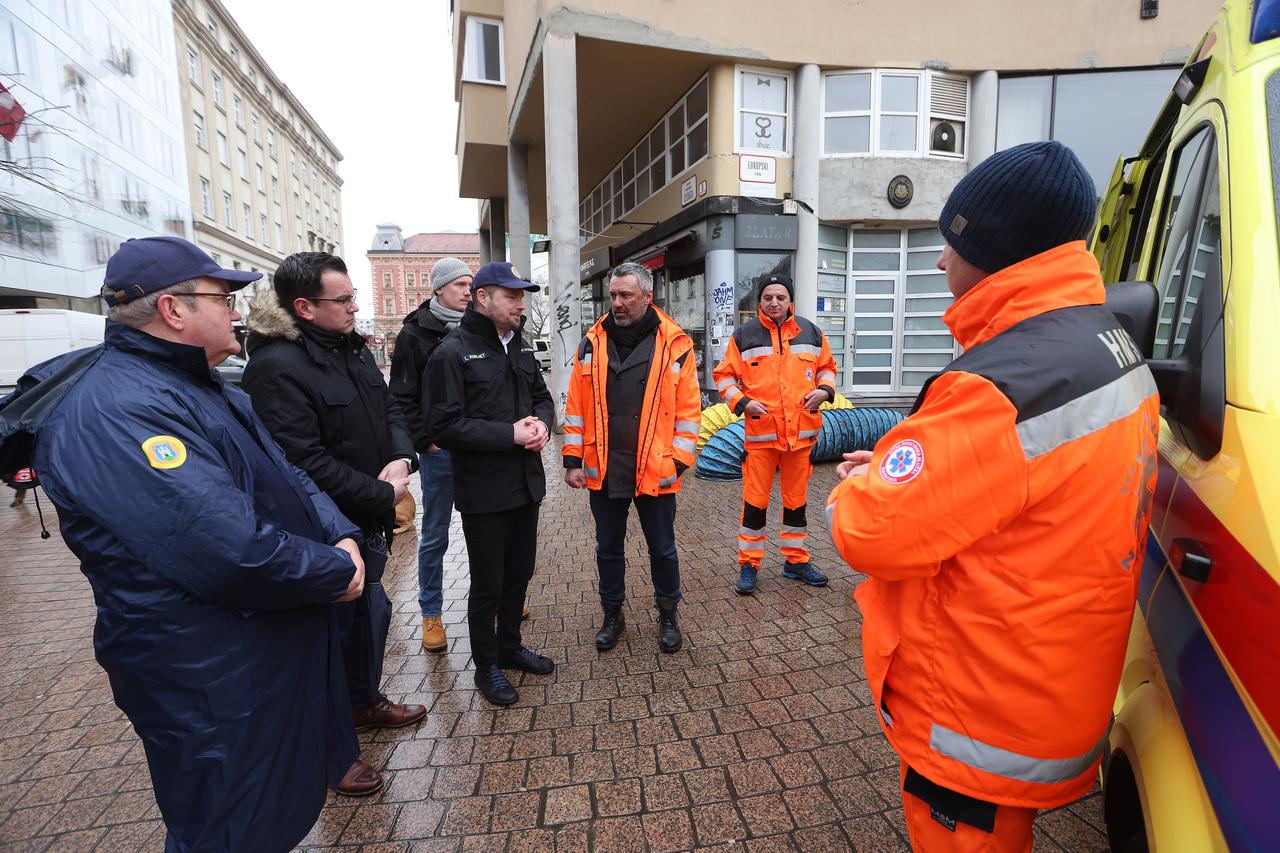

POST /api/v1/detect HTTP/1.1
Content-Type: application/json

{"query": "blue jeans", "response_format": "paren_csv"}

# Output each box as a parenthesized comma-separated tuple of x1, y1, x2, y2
(418, 449, 454, 617)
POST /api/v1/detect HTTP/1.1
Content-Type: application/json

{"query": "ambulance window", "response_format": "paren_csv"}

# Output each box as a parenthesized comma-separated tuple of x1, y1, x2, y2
(1151, 126, 1217, 359)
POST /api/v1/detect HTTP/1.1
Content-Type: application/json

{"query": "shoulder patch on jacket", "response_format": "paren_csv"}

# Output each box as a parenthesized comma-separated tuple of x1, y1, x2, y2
(141, 435, 187, 469)
(879, 439, 924, 484)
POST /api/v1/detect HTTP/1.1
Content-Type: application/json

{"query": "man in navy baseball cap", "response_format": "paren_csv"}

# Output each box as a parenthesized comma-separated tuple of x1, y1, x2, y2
(469, 260, 541, 292)
(103, 236, 261, 306)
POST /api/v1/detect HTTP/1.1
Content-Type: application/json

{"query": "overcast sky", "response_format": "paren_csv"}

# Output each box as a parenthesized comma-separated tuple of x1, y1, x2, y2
(220, 0, 477, 312)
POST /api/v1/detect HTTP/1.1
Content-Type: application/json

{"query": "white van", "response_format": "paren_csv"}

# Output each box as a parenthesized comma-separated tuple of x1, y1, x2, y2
(0, 309, 106, 394)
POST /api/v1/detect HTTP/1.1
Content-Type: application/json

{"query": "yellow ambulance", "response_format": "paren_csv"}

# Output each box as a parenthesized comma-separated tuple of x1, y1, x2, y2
(1091, 0, 1280, 848)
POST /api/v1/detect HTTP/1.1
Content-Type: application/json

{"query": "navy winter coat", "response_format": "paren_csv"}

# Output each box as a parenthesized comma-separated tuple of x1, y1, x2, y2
(1, 323, 360, 852)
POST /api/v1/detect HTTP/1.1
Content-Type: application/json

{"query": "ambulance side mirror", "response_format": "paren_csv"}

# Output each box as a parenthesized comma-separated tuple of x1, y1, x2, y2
(1104, 281, 1158, 357)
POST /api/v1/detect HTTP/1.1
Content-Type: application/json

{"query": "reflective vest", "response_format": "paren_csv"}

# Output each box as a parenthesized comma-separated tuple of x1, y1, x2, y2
(825, 243, 1160, 808)
(712, 308, 838, 452)
(562, 306, 702, 495)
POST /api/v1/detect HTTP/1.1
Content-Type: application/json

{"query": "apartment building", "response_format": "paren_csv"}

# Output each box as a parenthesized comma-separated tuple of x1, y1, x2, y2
(174, 0, 343, 311)
(368, 223, 481, 353)
(0, 1, 190, 310)
(451, 0, 1220, 410)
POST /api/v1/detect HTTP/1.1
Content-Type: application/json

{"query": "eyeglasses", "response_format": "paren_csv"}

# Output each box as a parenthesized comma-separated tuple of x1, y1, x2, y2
(186, 292, 236, 310)
(306, 290, 358, 306)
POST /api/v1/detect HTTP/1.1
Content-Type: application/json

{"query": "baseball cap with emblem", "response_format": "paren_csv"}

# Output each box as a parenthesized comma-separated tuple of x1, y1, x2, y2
(102, 236, 263, 307)
(470, 261, 541, 292)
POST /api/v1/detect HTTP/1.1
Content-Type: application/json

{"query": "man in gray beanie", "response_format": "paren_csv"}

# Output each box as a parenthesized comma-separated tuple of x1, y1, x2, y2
(389, 257, 473, 653)
(826, 141, 1160, 849)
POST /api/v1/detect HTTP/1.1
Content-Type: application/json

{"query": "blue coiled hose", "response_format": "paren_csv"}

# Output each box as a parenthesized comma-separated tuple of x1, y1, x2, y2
(694, 407, 905, 481)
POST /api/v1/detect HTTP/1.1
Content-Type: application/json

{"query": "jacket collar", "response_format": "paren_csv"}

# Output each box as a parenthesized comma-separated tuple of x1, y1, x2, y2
(757, 305, 799, 336)
(589, 304, 690, 350)
(461, 305, 507, 350)
(104, 321, 217, 383)
(944, 242, 1105, 349)
(295, 318, 363, 362)
(412, 299, 449, 333)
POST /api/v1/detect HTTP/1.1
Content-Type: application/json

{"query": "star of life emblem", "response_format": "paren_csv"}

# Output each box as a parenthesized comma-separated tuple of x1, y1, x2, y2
(879, 439, 924, 485)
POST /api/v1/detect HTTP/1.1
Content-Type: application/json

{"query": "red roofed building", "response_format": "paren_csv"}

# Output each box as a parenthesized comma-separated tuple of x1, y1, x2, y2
(368, 223, 482, 355)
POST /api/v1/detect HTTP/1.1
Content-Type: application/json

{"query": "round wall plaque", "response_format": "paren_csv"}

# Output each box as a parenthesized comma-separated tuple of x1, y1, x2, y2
(887, 175, 913, 209)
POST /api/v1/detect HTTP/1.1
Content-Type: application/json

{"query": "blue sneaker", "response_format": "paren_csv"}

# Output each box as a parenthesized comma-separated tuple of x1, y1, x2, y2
(735, 564, 759, 595)
(782, 562, 828, 587)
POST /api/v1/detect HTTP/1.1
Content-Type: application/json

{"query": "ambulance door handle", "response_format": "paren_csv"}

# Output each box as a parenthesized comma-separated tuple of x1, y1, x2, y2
(1170, 538, 1212, 583)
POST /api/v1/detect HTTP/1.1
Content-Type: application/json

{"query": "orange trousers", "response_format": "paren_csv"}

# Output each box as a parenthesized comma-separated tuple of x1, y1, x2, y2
(738, 446, 812, 567)
(899, 761, 1035, 853)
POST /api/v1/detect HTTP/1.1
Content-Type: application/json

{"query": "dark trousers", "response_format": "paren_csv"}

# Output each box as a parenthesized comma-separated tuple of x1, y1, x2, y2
(589, 490, 681, 611)
(460, 502, 539, 668)
(334, 534, 392, 710)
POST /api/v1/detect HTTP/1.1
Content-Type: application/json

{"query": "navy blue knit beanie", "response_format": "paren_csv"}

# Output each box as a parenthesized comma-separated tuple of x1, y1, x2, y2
(939, 141, 1097, 273)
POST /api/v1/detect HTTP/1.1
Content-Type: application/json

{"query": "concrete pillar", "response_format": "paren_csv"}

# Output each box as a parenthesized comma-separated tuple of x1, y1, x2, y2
(792, 63, 820, 321)
(478, 228, 492, 264)
(969, 71, 999, 166)
(542, 31, 581, 428)
(507, 143, 531, 278)
(489, 197, 507, 262)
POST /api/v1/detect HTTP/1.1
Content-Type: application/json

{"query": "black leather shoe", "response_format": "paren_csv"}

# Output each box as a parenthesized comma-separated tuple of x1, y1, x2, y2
(500, 646, 555, 675)
(475, 666, 518, 706)
(595, 607, 625, 651)
(655, 595, 682, 653)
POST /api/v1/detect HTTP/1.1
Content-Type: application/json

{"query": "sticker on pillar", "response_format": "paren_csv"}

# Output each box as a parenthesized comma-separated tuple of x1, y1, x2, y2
(879, 439, 924, 485)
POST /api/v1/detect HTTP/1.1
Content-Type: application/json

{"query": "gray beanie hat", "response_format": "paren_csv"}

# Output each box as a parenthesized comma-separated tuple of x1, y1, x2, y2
(430, 257, 472, 292)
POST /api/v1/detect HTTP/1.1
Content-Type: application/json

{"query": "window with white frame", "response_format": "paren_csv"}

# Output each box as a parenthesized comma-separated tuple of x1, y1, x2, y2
(211, 72, 223, 107)
(216, 132, 228, 165)
(251, 113, 260, 143)
(238, 148, 248, 179)
(736, 66, 791, 155)
(579, 75, 709, 240)
(233, 94, 243, 127)
(816, 224, 958, 392)
(823, 70, 969, 158)
(255, 163, 265, 192)
(383, 292, 396, 314)
(186, 46, 200, 84)
(243, 203, 253, 235)
(259, 214, 268, 246)
(222, 192, 233, 229)
(271, 176, 279, 203)
(192, 111, 205, 148)
(199, 178, 211, 217)
(275, 222, 283, 251)
(462, 17, 504, 84)
(267, 129, 275, 160)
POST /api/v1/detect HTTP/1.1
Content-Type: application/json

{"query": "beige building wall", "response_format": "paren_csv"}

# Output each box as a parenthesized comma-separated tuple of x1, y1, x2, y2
(173, 0, 345, 310)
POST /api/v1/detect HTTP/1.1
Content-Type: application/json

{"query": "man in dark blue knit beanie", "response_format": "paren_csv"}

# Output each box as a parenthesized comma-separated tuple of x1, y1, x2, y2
(937, 140, 1097, 296)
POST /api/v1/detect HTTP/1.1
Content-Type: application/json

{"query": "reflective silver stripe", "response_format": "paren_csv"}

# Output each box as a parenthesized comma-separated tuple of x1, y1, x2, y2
(790, 344, 821, 356)
(724, 386, 743, 401)
(583, 466, 599, 479)
(797, 428, 820, 439)
(675, 420, 700, 434)
(929, 722, 1110, 785)
(780, 525, 807, 535)
(672, 436, 696, 453)
(738, 537, 760, 550)
(817, 371, 837, 385)
(563, 434, 583, 446)
(745, 432, 777, 442)
(581, 353, 592, 366)
(739, 526, 764, 537)
(670, 360, 681, 375)
(825, 501, 838, 545)
(1016, 368, 1157, 460)
(564, 414, 585, 427)
(658, 474, 677, 488)
(739, 345, 773, 361)
(880, 704, 894, 729)
(716, 377, 736, 392)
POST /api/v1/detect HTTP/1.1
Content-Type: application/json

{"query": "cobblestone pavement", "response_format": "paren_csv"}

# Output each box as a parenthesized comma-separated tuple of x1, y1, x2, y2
(0, 439, 1109, 851)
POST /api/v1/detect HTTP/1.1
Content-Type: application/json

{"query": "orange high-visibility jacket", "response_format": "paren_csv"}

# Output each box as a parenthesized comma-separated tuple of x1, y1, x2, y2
(826, 243, 1160, 809)
(562, 306, 702, 495)
(712, 308, 838, 452)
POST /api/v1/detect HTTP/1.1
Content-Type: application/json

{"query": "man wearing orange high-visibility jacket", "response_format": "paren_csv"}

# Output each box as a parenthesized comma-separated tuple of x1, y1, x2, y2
(562, 262, 702, 654)
(712, 274, 838, 595)
(826, 141, 1160, 852)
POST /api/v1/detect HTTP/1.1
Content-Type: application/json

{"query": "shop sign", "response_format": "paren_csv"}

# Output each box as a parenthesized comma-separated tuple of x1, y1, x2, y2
(736, 214, 798, 250)
(739, 154, 776, 184)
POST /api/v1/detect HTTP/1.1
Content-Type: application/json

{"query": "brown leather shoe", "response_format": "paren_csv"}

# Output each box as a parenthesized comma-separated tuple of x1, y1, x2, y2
(333, 759, 383, 797)
(353, 697, 427, 732)
(422, 616, 447, 653)
(521, 604, 531, 621)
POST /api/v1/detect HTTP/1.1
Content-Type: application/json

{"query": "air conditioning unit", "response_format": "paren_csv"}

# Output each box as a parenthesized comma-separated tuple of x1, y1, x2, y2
(930, 119, 964, 155)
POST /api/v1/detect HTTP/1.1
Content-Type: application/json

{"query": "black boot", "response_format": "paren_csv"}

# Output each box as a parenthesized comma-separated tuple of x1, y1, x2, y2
(595, 607, 625, 651)
(474, 665, 518, 706)
(655, 595, 682, 653)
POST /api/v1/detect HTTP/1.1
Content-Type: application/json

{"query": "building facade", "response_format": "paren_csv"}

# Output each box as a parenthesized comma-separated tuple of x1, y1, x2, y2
(173, 0, 344, 313)
(451, 0, 1220, 412)
(367, 224, 481, 354)
(0, 0, 191, 311)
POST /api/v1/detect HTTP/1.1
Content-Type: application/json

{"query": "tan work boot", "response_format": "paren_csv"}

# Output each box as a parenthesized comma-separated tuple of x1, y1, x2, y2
(422, 616, 447, 653)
